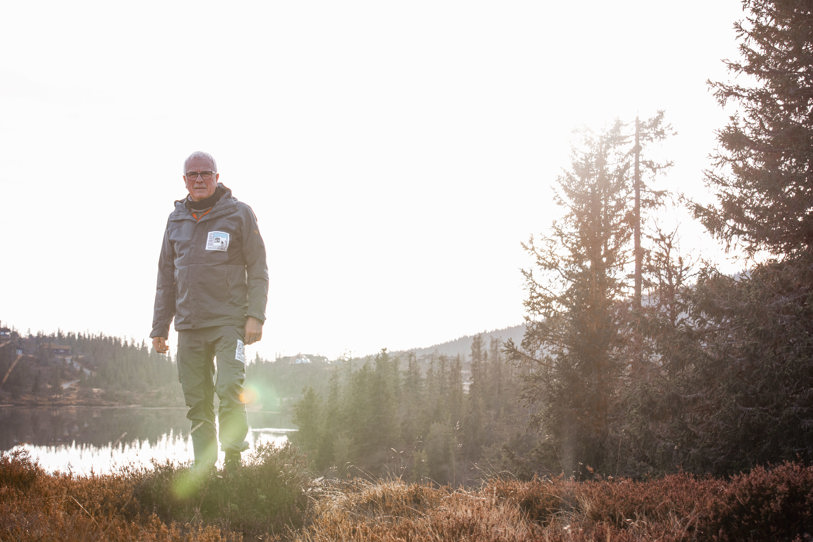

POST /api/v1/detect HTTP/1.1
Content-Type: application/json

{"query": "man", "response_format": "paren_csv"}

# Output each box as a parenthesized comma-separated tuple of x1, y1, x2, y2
(151, 151, 268, 472)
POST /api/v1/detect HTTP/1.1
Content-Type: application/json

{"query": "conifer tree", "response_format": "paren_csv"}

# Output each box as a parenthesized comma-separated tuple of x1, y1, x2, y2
(371, 350, 399, 465)
(447, 355, 464, 428)
(317, 371, 342, 469)
(674, 0, 813, 473)
(345, 361, 375, 466)
(463, 335, 486, 459)
(696, 0, 813, 258)
(511, 122, 633, 476)
(400, 352, 424, 453)
(292, 386, 322, 455)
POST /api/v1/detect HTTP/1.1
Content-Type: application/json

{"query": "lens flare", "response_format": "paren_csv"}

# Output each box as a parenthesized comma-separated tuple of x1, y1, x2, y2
(240, 385, 259, 405)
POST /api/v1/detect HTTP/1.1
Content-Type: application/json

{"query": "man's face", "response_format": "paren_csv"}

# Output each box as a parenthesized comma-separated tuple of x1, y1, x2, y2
(184, 155, 219, 201)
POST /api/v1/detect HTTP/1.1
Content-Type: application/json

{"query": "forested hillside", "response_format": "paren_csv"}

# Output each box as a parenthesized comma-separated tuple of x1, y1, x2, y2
(0, 329, 182, 405)
(391, 325, 525, 360)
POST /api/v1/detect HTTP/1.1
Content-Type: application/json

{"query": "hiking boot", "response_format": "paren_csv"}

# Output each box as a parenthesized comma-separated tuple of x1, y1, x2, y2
(224, 451, 242, 473)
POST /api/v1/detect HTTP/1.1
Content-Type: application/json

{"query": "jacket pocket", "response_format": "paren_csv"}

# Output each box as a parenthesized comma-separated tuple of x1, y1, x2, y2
(225, 265, 248, 315)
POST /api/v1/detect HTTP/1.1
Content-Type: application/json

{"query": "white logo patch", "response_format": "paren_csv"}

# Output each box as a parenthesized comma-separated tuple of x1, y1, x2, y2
(206, 231, 230, 252)
(235, 339, 246, 363)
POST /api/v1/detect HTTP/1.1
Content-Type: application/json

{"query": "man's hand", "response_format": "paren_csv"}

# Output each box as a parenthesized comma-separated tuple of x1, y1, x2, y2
(152, 336, 169, 354)
(245, 316, 263, 345)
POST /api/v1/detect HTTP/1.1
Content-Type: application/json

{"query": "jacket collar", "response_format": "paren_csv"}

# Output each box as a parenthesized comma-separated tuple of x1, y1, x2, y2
(171, 184, 235, 221)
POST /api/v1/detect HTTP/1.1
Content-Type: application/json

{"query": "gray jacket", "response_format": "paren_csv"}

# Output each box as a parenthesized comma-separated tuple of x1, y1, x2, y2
(150, 184, 268, 338)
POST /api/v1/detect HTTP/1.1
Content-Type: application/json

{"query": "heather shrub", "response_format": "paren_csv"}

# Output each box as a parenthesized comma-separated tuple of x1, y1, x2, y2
(702, 461, 813, 541)
(577, 474, 723, 529)
(133, 443, 310, 538)
(0, 449, 42, 490)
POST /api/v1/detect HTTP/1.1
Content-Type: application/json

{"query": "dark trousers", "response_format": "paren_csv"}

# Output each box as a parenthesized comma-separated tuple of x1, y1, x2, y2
(177, 325, 249, 467)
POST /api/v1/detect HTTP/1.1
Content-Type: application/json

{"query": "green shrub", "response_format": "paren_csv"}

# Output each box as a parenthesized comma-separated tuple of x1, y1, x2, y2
(133, 443, 311, 538)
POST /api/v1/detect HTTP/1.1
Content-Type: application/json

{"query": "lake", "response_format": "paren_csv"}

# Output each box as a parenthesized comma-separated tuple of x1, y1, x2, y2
(0, 405, 296, 476)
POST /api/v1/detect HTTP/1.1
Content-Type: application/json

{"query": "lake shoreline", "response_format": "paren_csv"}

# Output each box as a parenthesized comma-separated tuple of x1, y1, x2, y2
(0, 398, 140, 408)
(0, 387, 179, 408)
(0, 391, 291, 413)
(1, 405, 296, 476)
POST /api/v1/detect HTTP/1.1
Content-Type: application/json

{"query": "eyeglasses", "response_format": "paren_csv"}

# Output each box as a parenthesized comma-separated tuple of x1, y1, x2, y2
(185, 171, 216, 181)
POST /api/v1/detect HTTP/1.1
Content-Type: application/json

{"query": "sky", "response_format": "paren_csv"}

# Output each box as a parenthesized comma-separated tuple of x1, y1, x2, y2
(1, 1, 745, 361)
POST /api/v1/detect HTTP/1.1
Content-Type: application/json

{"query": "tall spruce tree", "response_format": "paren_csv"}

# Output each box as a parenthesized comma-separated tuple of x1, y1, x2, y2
(463, 335, 486, 460)
(511, 122, 632, 476)
(677, 0, 813, 473)
(696, 0, 813, 258)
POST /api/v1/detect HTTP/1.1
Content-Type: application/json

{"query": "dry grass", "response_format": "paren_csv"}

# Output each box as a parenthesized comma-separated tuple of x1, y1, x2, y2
(0, 449, 230, 541)
(1, 448, 810, 541)
(293, 476, 699, 541)
(294, 464, 812, 542)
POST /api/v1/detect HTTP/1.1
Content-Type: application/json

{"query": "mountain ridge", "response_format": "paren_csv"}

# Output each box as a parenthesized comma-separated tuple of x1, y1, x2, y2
(389, 323, 526, 360)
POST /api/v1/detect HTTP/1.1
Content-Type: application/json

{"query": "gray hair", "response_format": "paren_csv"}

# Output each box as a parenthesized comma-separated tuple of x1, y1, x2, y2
(183, 151, 217, 173)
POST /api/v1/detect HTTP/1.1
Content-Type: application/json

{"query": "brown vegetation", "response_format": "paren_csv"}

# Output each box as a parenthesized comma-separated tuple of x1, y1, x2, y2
(2, 447, 810, 541)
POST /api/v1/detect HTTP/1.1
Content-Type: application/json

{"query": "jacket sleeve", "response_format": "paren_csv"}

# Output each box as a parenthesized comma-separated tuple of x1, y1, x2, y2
(150, 220, 176, 338)
(242, 205, 269, 323)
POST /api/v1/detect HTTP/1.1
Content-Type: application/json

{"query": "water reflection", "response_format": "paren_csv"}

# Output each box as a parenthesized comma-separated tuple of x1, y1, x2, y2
(0, 406, 296, 476)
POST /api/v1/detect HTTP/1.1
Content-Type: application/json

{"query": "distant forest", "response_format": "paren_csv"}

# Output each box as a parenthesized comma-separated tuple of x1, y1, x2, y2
(0, 325, 518, 409)
(0, 326, 331, 408)
(0, 330, 182, 406)
(2, 0, 812, 488)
